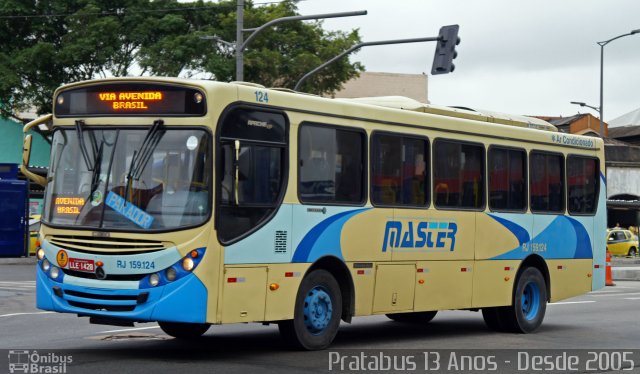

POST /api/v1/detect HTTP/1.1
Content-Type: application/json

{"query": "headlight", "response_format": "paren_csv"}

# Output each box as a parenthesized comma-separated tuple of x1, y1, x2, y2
(42, 259, 51, 272)
(36, 249, 45, 260)
(166, 267, 177, 281)
(149, 273, 160, 287)
(182, 257, 194, 271)
(50, 266, 60, 279)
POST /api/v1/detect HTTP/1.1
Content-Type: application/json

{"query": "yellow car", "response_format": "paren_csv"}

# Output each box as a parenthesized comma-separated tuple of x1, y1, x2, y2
(29, 215, 41, 255)
(607, 228, 638, 257)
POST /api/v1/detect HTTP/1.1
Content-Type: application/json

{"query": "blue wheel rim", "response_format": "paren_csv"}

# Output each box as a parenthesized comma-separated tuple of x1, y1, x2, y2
(303, 286, 333, 335)
(521, 282, 541, 321)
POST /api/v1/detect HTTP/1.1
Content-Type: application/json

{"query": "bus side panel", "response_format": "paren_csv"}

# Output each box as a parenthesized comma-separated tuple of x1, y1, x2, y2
(350, 262, 376, 316)
(471, 260, 520, 308)
(264, 263, 310, 321)
(372, 264, 416, 313)
(592, 171, 607, 291)
(548, 259, 593, 302)
(414, 260, 474, 311)
(220, 266, 267, 323)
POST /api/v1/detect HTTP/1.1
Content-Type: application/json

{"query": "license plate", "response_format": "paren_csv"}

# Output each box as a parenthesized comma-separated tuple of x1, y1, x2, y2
(68, 258, 95, 272)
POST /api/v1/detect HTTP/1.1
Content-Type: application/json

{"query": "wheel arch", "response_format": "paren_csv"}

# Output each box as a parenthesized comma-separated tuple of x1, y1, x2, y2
(306, 256, 355, 323)
(514, 254, 551, 301)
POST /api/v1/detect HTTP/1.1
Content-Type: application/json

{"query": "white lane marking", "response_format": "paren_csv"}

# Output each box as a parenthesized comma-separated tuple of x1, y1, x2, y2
(0, 281, 36, 285)
(98, 326, 161, 334)
(624, 297, 640, 300)
(548, 301, 596, 306)
(0, 286, 35, 290)
(591, 292, 640, 297)
(0, 312, 55, 318)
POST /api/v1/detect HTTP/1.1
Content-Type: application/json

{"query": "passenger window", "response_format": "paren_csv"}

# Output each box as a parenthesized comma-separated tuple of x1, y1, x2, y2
(433, 140, 485, 209)
(530, 152, 564, 213)
(489, 147, 526, 211)
(299, 124, 365, 205)
(371, 133, 428, 207)
(567, 156, 599, 215)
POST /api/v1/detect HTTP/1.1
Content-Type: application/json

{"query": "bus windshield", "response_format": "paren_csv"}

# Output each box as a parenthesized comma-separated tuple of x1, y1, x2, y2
(43, 127, 211, 231)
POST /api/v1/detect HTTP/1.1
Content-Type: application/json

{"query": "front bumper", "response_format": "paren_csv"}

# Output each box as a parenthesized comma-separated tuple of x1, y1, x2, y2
(36, 260, 208, 324)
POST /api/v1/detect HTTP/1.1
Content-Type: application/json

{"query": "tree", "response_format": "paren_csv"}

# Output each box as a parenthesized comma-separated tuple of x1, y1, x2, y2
(0, 0, 364, 120)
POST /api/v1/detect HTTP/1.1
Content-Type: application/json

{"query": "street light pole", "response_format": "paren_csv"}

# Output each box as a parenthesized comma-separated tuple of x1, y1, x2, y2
(597, 28, 640, 137)
(570, 101, 600, 113)
(234, 7, 367, 82)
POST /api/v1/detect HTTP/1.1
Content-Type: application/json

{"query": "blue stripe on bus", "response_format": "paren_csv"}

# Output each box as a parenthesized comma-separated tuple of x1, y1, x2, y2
(292, 208, 370, 263)
(487, 214, 530, 246)
(490, 215, 592, 260)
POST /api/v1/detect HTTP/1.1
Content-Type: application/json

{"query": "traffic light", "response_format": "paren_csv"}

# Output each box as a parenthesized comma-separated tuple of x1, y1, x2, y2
(431, 25, 460, 75)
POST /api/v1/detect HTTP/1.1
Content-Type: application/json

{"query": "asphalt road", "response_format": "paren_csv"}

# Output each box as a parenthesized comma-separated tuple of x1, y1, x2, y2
(2, 264, 640, 373)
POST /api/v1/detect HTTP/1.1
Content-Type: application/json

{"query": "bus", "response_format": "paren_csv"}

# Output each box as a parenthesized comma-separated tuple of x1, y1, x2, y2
(22, 77, 606, 350)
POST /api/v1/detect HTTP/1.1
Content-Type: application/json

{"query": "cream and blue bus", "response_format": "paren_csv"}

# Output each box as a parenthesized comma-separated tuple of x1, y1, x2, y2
(22, 77, 606, 350)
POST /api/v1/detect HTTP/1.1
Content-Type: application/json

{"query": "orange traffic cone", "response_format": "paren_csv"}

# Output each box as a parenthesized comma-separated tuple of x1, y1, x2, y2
(605, 250, 616, 287)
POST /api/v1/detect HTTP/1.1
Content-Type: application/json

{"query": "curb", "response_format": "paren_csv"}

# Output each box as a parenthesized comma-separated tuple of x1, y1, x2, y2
(0, 257, 36, 265)
(612, 267, 640, 282)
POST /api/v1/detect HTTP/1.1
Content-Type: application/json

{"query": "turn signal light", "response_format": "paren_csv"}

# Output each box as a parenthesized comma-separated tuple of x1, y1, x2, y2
(190, 250, 199, 258)
(269, 283, 280, 291)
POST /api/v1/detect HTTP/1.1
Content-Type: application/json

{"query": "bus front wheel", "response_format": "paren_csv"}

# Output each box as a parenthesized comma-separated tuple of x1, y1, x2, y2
(278, 269, 342, 350)
(159, 321, 210, 339)
(499, 267, 547, 333)
(386, 311, 437, 324)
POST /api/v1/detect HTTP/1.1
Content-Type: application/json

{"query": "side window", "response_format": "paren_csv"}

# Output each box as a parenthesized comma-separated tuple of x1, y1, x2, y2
(433, 140, 485, 209)
(489, 147, 526, 211)
(615, 231, 626, 241)
(567, 156, 599, 215)
(299, 124, 365, 204)
(530, 151, 564, 213)
(371, 133, 428, 207)
(217, 108, 287, 244)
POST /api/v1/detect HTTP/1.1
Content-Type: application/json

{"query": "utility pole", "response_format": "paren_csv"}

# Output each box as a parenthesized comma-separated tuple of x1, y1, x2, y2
(202, 2, 366, 82)
(236, 0, 244, 81)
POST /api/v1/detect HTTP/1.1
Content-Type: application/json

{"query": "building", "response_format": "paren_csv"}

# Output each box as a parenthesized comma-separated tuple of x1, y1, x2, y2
(534, 113, 606, 137)
(0, 116, 51, 213)
(332, 72, 428, 103)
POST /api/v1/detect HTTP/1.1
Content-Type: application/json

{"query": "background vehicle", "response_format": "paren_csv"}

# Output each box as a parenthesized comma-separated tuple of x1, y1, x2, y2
(23, 78, 606, 350)
(607, 228, 638, 256)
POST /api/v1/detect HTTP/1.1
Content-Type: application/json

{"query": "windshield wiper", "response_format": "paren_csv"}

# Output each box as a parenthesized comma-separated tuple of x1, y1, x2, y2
(88, 141, 104, 199)
(75, 120, 94, 171)
(124, 119, 165, 203)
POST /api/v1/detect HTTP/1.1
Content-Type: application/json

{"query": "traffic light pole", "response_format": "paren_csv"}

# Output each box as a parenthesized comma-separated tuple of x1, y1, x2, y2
(293, 37, 439, 92)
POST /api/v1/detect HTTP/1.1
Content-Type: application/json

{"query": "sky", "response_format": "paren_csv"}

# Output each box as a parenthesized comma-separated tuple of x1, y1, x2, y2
(293, 0, 640, 123)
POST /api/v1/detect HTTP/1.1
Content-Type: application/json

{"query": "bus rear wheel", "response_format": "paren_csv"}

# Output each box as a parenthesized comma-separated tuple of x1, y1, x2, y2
(386, 311, 437, 324)
(498, 267, 547, 333)
(278, 269, 342, 350)
(159, 321, 210, 339)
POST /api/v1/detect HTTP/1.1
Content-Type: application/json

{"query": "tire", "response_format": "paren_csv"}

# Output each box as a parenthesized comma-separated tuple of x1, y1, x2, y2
(386, 311, 437, 324)
(482, 307, 506, 332)
(159, 321, 210, 339)
(498, 267, 547, 333)
(628, 247, 637, 257)
(278, 269, 342, 350)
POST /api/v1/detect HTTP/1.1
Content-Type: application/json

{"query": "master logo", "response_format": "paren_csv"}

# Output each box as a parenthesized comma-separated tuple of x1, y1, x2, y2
(382, 220, 458, 252)
(56, 250, 68, 268)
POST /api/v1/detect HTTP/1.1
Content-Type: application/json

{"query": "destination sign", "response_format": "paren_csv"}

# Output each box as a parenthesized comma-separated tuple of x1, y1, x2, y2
(55, 83, 206, 117)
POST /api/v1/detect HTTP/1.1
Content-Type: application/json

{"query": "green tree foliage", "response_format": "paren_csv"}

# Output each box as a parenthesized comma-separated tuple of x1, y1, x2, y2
(0, 0, 363, 120)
